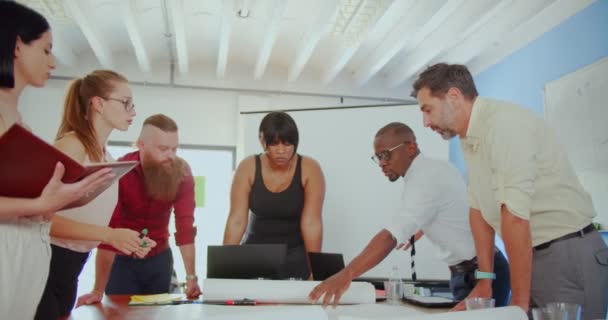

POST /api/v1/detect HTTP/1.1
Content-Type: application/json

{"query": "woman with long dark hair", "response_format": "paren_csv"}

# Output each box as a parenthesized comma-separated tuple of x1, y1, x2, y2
(0, 2, 113, 318)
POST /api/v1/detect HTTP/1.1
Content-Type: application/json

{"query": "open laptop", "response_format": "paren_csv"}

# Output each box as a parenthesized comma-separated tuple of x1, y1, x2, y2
(308, 252, 345, 281)
(207, 244, 287, 280)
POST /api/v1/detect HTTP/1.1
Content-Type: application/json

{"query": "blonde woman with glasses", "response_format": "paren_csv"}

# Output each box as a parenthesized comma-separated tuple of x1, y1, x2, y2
(34, 70, 156, 319)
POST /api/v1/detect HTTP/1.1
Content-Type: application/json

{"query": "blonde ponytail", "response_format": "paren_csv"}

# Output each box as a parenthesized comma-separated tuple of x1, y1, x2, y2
(56, 70, 127, 162)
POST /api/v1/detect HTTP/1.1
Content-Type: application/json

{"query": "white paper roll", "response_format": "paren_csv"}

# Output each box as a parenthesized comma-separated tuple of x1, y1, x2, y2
(337, 306, 527, 320)
(202, 279, 376, 304)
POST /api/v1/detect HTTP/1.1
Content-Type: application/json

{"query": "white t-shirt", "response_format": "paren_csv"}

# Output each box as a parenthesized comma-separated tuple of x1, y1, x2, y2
(384, 154, 476, 266)
(51, 152, 119, 253)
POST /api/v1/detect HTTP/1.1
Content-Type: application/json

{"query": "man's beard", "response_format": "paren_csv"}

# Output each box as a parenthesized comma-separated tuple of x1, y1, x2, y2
(142, 153, 185, 202)
(440, 129, 457, 140)
(439, 100, 458, 140)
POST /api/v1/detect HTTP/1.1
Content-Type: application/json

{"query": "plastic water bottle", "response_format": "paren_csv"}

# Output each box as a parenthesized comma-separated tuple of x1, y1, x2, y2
(387, 265, 403, 305)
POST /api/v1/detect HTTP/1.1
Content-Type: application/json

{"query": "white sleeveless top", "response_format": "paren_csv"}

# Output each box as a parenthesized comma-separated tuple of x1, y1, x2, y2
(51, 151, 119, 253)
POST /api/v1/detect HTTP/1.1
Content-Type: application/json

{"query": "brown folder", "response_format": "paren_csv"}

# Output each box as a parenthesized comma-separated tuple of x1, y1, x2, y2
(0, 124, 138, 200)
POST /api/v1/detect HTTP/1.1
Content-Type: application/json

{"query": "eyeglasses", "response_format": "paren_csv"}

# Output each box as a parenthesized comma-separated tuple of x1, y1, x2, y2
(371, 141, 411, 164)
(104, 97, 135, 112)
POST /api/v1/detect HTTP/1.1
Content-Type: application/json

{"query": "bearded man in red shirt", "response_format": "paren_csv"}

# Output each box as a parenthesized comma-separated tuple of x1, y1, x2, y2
(77, 114, 201, 305)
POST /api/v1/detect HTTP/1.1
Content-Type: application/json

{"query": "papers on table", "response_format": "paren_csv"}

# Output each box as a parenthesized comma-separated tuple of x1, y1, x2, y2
(129, 293, 183, 306)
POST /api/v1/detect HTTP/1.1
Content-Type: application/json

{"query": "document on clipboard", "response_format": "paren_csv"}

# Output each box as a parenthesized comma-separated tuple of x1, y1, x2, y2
(0, 123, 137, 207)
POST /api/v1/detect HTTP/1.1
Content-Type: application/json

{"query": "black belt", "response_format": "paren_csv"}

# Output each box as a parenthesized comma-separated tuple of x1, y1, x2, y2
(449, 247, 500, 273)
(534, 224, 596, 251)
(449, 257, 478, 273)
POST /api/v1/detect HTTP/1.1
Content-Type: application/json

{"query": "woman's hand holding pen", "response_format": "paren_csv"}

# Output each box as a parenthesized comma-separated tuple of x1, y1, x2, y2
(104, 228, 156, 258)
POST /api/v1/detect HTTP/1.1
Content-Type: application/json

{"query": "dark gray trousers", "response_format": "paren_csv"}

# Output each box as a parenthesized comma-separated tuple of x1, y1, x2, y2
(531, 230, 608, 320)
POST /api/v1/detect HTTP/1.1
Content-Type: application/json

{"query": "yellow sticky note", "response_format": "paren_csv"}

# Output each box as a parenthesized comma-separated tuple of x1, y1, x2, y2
(129, 293, 182, 305)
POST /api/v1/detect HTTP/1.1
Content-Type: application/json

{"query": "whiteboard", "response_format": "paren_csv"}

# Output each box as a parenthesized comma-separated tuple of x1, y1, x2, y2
(241, 105, 451, 280)
(544, 56, 608, 227)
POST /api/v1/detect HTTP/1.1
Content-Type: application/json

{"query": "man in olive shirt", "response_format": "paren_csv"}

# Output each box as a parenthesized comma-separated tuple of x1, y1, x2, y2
(412, 63, 607, 320)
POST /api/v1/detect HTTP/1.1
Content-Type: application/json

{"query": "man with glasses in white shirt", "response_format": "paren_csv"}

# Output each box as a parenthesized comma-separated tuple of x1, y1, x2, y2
(309, 122, 510, 307)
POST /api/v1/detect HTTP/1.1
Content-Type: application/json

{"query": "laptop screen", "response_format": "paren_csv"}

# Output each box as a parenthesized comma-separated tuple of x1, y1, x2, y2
(206, 244, 287, 280)
(308, 252, 345, 281)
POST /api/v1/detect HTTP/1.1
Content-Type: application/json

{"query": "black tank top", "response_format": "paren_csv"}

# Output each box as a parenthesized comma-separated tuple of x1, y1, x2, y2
(245, 154, 305, 249)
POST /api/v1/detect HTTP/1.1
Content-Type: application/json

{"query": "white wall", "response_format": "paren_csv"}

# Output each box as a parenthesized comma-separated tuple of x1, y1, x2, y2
(19, 79, 395, 148)
(19, 79, 237, 146)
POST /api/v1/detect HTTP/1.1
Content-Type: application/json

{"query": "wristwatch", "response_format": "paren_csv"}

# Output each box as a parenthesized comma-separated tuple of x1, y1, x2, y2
(475, 270, 496, 280)
(185, 274, 198, 282)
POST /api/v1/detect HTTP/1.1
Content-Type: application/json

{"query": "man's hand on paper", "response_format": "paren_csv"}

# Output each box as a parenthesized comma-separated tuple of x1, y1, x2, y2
(308, 269, 352, 308)
(450, 280, 492, 311)
(185, 279, 202, 299)
(76, 290, 104, 307)
(38, 163, 115, 218)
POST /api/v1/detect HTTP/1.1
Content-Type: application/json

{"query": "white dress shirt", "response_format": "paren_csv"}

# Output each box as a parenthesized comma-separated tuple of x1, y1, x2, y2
(384, 154, 476, 266)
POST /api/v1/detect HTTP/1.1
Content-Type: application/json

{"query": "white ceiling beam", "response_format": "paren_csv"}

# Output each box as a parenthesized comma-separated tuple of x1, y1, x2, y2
(254, 0, 288, 80)
(341, 0, 368, 37)
(63, 0, 113, 68)
(433, 0, 552, 67)
(287, 0, 340, 82)
(322, 0, 417, 85)
(468, 0, 594, 74)
(167, 0, 189, 74)
(121, 0, 151, 72)
(321, 0, 396, 85)
(217, 0, 234, 79)
(352, 0, 456, 87)
(386, 0, 503, 87)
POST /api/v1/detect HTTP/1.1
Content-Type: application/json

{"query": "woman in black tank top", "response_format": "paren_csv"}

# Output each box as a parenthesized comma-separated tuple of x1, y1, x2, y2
(223, 112, 326, 279)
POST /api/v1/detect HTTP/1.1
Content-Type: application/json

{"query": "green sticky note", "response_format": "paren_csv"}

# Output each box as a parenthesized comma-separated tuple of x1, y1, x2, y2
(193, 176, 205, 208)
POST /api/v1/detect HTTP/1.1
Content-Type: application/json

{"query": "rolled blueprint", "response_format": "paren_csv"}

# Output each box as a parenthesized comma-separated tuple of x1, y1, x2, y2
(202, 279, 376, 305)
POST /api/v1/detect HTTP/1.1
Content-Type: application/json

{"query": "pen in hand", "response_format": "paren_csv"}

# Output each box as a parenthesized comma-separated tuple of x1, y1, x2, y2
(139, 228, 148, 248)
(132, 228, 148, 258)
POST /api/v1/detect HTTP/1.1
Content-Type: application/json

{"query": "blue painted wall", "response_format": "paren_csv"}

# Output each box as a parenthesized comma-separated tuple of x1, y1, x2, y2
(449, 0, 608, 176)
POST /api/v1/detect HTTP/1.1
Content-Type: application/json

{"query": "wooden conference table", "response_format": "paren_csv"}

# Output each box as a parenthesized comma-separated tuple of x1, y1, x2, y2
(63, 295, 449, 320)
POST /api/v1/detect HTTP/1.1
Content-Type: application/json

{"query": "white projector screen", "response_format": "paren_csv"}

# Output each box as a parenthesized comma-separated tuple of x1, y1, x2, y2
(241, 105, 450, 280)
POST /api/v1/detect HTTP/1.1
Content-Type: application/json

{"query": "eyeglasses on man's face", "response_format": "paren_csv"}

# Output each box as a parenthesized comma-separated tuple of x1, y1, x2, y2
(371, 141, 411, 164)
(104, 97, 135, 112)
